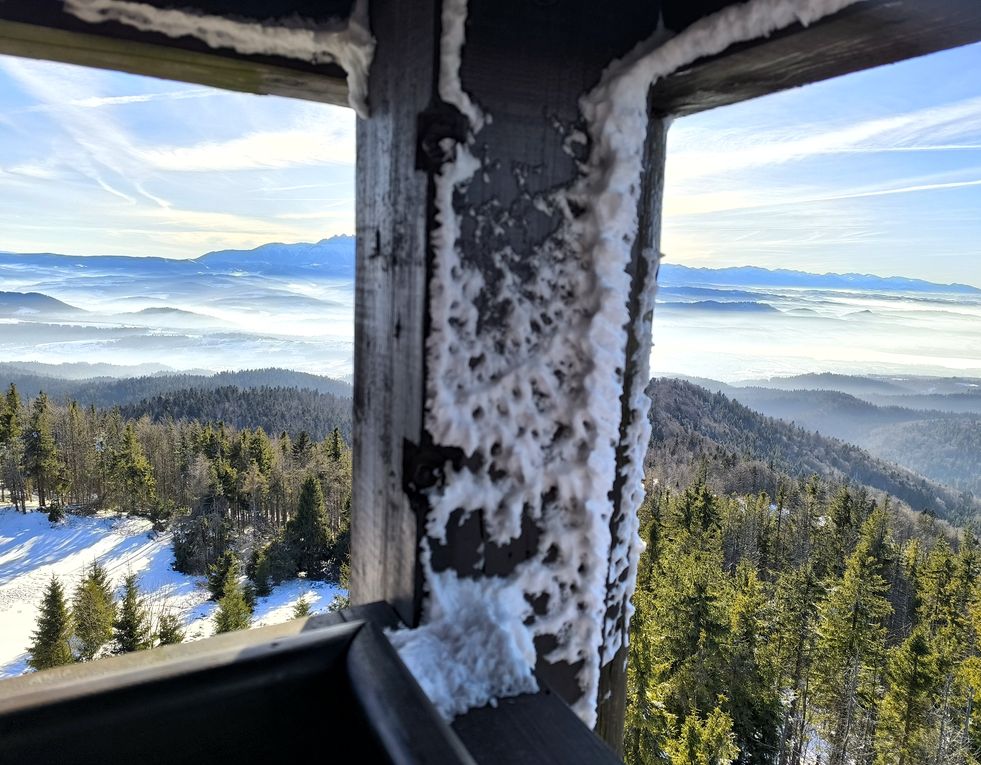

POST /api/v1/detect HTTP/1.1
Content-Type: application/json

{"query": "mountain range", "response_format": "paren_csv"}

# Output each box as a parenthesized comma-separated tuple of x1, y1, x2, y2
(2, 237, 973, 292)
(2, 234, 979, 416)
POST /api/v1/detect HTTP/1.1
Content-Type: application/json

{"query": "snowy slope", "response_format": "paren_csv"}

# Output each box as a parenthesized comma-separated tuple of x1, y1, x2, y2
(0, 507, 343, 677)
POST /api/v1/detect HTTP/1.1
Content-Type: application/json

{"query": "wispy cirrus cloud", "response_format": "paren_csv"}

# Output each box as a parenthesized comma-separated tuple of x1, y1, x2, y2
(0, 54, 355, 258)
(136, 127, 355, 172)
(17, 88, 216, 112)
(663, 41, 981, 285)
(668, 94, 981, 182)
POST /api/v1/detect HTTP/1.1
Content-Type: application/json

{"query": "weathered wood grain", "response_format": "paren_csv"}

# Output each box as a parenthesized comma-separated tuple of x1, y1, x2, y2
(595, 115, 669, 754)
(0, 2, 349, 106)
(453, 689, 623, 765)
(652, 0, 981, 116)
(350, 0, 436, 625)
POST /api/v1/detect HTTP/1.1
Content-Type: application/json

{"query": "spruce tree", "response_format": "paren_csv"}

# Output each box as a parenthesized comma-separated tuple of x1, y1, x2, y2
(114, 573, 151, 653)
(0, 384, 24, 510)
(207, 550, 240, 600)
(156, 612, 186, 646)
(72, 561, 115, 660)
(292, 597, 312, 619)
(874, 629, 938, 765)
(665, 705, 739, 765)
(23, 392, 59, 508)
(327, 427, 343, 462)
(770, 563, 822, 765)
(285, 476, 331, 576)
(625, 587, 675, 765)
(214, 568, 251, 634)
(110, 423, 156, 516)
(27, 575, 74, 671)
(724, 563, 780, 762)
(814, 509, 893, 765)
(251, 547, 273, 597)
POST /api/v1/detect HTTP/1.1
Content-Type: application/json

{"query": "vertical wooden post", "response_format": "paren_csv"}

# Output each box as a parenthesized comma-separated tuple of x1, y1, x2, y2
(351, 0, 438, 625)
(352, 0, 667, 747)
(595, 113, 668, 753)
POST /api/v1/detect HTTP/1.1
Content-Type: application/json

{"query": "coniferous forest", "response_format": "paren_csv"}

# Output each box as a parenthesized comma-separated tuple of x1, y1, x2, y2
(4, 373, 981, 765)
(0, 381, 352, 668)
(626, 381, 981, 764)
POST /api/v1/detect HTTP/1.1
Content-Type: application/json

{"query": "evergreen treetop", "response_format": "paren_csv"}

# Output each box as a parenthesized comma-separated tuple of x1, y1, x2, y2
(28, 575, 74, 671)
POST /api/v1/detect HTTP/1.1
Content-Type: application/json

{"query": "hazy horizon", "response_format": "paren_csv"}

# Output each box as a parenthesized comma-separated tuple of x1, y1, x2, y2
(2, 44, 981, 383)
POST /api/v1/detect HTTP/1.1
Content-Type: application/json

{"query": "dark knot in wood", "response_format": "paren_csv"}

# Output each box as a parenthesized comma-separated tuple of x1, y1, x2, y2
(415, 101, 471, 172)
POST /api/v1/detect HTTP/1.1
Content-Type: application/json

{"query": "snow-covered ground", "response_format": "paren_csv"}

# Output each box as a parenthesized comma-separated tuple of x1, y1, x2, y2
(0, 506, 344, 677)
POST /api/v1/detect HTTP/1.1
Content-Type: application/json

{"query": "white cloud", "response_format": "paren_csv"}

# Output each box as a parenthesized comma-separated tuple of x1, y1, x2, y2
(136, 127, 355, 172)
(668, 95, 981, 182)
(19, 88, 215, 112)
(0, 54, 356, 258)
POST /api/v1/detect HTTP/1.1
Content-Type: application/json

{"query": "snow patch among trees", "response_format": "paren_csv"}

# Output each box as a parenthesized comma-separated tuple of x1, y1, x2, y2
(0, 508, 341, 676)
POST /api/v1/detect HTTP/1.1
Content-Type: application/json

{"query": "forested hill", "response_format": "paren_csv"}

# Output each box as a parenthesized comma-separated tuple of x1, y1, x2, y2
(120, 385, 351, 441)
(681, 382, 981, 495)
(0, 366, 352, 408)
(648, 378, 979, 525)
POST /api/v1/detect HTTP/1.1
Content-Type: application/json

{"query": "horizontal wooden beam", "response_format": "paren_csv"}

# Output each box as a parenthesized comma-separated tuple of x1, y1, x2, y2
(0, 2, 349, 106)
(652, 0, 981, 116)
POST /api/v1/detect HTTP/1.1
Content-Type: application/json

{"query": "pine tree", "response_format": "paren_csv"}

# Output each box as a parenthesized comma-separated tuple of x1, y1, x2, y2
(27, 575, 74, 671)
(214, 567, 251, 634)
(874, 629, 939, 765)
(285, 476, 331, 576)
(72, 561, 115, 660)
(114, 573, 151, 653)
(156, 612, 186, 646)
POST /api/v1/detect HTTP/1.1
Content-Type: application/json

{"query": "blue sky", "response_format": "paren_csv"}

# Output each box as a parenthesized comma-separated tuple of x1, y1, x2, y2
(0, 54, 355, 259)
(1, 42, 981, 285)
(664, 42, 981, 287)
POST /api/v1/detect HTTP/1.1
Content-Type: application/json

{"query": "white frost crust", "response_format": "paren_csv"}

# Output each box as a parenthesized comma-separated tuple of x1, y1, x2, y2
(601, 249, 659, 661)
(411, 0, 864, 728)
(438, 0, 485, 131)
(62, 0, 377, 117)
(387, 560, 539, 720)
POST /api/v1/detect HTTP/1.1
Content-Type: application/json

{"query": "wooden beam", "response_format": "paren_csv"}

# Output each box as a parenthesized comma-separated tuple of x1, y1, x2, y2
(350, 0, 437, 624)
(652, 0, 981, 116)
(352, 0, 668, 746)
(0, 1, 349, 106)
(595, 114, 668, 754)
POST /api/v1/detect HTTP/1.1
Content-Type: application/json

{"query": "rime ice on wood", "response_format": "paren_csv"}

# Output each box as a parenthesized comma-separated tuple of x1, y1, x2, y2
(382, 0, 854, 724)
(405, 0, 864, 726)
(62, 0, 376, 117)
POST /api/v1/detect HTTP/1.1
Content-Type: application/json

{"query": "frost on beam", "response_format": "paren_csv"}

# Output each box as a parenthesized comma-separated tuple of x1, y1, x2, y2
(385, 0, 865, 728)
